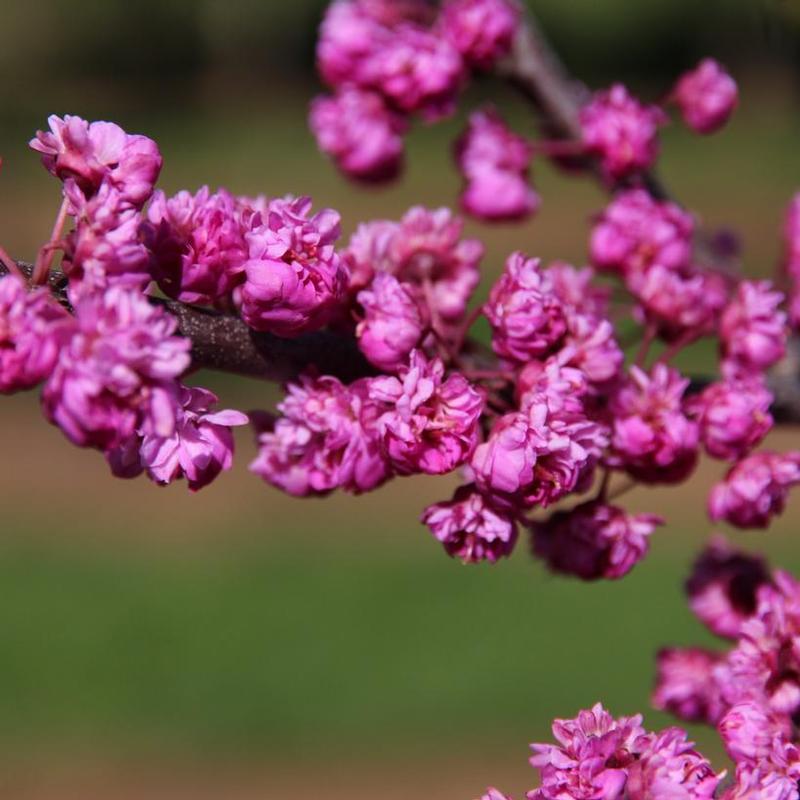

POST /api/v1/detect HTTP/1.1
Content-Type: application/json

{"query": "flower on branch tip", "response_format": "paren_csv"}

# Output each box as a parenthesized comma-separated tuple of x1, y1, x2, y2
(439, 0, 520, 71)
(672, 58, 738, 135)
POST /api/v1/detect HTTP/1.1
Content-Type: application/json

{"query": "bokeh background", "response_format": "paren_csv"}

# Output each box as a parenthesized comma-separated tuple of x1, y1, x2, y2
(1, 1, 800, 798)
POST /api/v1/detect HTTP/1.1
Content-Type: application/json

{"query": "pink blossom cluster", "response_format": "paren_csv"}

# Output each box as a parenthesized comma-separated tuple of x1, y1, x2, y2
(670, 58, 738, 135)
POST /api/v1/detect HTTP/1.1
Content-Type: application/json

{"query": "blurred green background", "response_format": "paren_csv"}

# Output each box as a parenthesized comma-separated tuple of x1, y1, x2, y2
(1, 1, 800, 798)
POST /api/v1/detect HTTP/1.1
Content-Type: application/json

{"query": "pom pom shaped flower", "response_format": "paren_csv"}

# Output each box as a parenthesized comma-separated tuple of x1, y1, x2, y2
(589, 189, 694, 276)
(610, 365, 699, 484)
(309, 88, 408, 182)
(652, 648, 725, 725)
(421, 484, 518, 563)
(720, 280, 787, 375)
(719, 701, 789, 766)
(356, 273, 427, 372)
(530, 501, 662, 581)
(528, 703, 647, 800)
(685, 537, 772, 639)
(0, 275, 72, 393)
(726, 735, 800, 799)
(439, 0, 520, 70)
(342, 219, 400, 294)
(687, 378, 773, 462)
(708, 451, 800, 529)
(143, 186, 249, 305)
(672, 58, 738, 135)
(30, 114, 162, 208)
(545, 262, 610, 321)
(42, 287, 191, 451)
(250, 374, 390, 496)
(368, 350, 483, 475)
(455, 107, 538, 222)
(579, 85, 666, 180)
(558, 315, 624, 392)
(239, 196, 348, 336)
(484, 253, 567, 363)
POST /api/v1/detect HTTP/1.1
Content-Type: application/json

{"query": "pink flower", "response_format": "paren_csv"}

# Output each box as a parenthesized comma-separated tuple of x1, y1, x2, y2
(239, 196, 348, 336)
(342, 219, 400, 294)
(42, 287, 191, 451)
(30, 115, 162, 208)
(652, 648, 726, 725)
(720, 281, 787, 374)
(610, 365, 699, 484)
(672, 59, 738, 135)
(0, 275, 72, 393)
(531, 501, 662, 581)
(143, 186, 248, 305)
(137, 386, 249, 491)
(725, 736, 800, 799)
(558, 315, 624, 392)
(369, 350, 483, 475)
(708, 451, 800, 529)
(687, 379, 773, 462)
(484, 253, 567, 363)
(686, 537, 772, 639)
(545, 262, 610, 320)
(421, 484, 518, 563)
(439, 0, 520, 70)
(250, 374, 390, 496)
(309, 88, 408, 182)
(589, 190, 694, 276)
(481, 790, 512, 800)
(580, 85, 666, 180)
(529, 703, 646, 800)
(356, 273, 427, 372)
(719, 701, 788, 765)
(455, 108, 538, 221)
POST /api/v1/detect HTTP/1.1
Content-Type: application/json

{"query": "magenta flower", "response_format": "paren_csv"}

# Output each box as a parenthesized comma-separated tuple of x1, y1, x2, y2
(342, 219, 401, 295)
(725, 736, 800, 799)
(239, 196, 348, 336)
(368, 350, 483, 475)
(0, 275, 72, 393)
(356, 273, 427, 372)
(672, 58, 738, 135)
(439, 0, 520, 70)
(709, 451, 800, 529)
(688, 378, 773, 462)
(531, 501, 662, 581)
(143, 186, 248, 306)
(559, 315, 624, 392)
(719, 701, 789, 765)
(250, 374, 390, 496)
(720, 280, 787, 374)
(545, 262, 610, 321)
(652, 648, 725, 725)
(309, 88, 408, 182)
(686, 537, 772, 639)
(579, 85, 666, 180)
(528, 703, 646, 800)
(589, 189, 694, 276)
(30, 114, 162, 208)
(42, 287, 191, 451)
(610, 365, 700, 484)
(484, 253, 567, 363)
(455, 107, 538, 222)
(421, 484, 518, 563)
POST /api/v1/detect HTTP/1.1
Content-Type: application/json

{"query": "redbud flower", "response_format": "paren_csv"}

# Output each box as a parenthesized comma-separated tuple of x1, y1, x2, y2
(528, 703, 646, 800)
(516, 359, 589, 416)
(685, 537, 772, 639)
(652, 648, 725, 725)
(439, 0, 520, 70)
(309, 88, 408, 182)
(708, 451, 800, 529)
(589, 189, 694, 276)
(559, 315, 624, 392)
(342, 219, 400, 294)
(0, 275, 71, 393)
(687, 378, 773, 462)
(239, 196, 348, 336)
(531, 501, 662, 581)
(484, 253, 567, 363)
(30, 115, 162, 208)
(610, 365, 699, 484)
(421, 484, 518, 563)
(672, 58, 738, 135)
(356, 273, 427, 372)
(137, 386, 249, 491)
(719, 701, 789, 765)
(250, 375, 390, 496)
(720, 280, 787, 374)
(143, 186, 248, 306)
(42, 287, 191, 451)
(545, 262, 610, 320)
(369, 350, 483, 475)
(726, 734, 800, 799)
(455, 108, 538, 222)
(580, 85, 666, 180)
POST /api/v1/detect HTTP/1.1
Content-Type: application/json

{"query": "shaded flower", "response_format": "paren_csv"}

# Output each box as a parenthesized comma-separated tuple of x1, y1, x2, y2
(652, 647, 726, 725)
(439, 0, 520, 70)
(672, 58, 738, 135)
